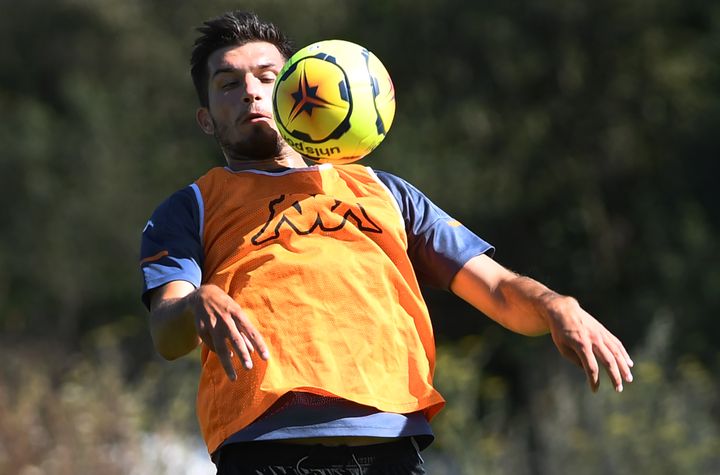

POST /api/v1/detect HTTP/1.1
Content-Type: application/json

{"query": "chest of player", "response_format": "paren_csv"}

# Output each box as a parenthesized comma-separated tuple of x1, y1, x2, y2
(195, 165, 407, 271)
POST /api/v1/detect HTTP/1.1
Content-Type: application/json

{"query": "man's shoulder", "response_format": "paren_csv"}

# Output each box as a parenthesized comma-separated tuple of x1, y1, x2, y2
(150, 183, 201, 220)
(194, 166, 231, 183)
(333, 164, 407, 187)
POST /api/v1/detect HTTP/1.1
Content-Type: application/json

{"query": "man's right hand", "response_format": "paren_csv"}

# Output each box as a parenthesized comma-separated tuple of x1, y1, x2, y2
(190, 284, 270, 380)
(149, 281, 270, 381)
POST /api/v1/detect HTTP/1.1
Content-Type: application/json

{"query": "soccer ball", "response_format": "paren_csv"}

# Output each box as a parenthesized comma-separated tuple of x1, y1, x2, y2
(272, 39, 395, 164)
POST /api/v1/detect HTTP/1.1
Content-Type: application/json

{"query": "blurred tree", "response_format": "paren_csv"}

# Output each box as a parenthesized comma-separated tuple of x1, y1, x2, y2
(0, 0, 717, 394)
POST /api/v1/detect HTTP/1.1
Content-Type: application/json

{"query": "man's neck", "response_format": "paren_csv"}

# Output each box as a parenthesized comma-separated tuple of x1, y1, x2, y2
(224, 149, 309, 172)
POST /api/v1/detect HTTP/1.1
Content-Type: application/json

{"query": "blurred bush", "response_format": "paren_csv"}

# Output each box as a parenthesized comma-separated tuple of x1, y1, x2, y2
(0, 331, 212, 475)
(1, 319, 717, 474)
(427, 318, 720, 474)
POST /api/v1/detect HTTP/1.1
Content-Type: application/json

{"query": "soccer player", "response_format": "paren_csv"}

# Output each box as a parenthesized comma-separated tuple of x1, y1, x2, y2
(140, 10, 634, 475)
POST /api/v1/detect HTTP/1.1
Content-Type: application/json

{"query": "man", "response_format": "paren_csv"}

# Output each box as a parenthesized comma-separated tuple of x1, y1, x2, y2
(140, 10, 634, 474)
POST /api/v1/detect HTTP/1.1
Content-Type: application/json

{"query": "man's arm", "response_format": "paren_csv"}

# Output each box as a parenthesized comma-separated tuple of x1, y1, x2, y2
(450, 254, 634, 392)
(149, 281, 270, 381)
(148, 280, 201, 360)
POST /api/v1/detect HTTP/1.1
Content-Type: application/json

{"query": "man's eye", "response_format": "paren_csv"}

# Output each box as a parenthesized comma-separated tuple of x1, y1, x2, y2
(221, 81, 239, 90)
(259, 75, 276, 84)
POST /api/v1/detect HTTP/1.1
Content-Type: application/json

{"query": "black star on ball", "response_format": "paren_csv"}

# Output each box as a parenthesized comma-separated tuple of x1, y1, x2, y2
(289, 68, 334, 120)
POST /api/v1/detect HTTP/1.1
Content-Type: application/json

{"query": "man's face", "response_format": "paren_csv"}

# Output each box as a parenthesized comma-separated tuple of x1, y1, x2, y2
(198, 41, 287, 161)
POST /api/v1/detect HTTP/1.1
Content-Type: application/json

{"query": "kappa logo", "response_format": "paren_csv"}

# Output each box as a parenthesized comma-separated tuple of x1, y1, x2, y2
(251, 194, 382, 245)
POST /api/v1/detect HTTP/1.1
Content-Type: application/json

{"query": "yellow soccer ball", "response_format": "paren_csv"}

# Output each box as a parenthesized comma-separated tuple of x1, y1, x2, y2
(272, 39, 395, 164)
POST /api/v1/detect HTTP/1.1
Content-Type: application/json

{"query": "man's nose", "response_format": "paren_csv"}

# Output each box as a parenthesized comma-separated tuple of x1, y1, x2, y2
(243, 75, 263, 103)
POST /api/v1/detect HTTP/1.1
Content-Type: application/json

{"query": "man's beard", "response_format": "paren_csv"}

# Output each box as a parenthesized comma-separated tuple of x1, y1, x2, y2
(214, 119, 285, 161)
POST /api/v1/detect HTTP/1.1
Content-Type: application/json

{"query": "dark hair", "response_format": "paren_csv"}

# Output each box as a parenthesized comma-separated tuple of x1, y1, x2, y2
(190, 11, 295, 107)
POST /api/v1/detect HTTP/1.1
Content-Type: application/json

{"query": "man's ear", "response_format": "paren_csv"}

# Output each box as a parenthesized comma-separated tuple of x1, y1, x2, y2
(196, 107, 215, 135)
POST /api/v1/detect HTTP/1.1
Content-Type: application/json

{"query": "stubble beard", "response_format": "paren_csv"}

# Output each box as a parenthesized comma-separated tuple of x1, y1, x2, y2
(213, 119, 285, 161)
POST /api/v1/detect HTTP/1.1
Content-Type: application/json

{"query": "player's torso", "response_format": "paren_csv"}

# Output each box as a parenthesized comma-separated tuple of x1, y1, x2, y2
(193, 164, 443, 451)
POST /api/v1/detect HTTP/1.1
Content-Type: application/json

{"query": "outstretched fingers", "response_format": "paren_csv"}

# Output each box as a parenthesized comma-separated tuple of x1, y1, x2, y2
(215, 308, 271, 379)
(576, 332, 634, 393)
(212, 330, 239, 381)
(230, 309, 270, 362)
(609, 332, 635, 373)
(577, 342, 601, 392)
(226, 324, 254, 371)
(602, 332, 634, 386)
(192, 285, 271, 381)
(593, 341, 623, 392)
(550, 310, 634, 393)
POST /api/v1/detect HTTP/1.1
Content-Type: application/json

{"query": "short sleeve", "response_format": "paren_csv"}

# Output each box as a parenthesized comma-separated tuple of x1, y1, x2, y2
(139, 186, 203, 309)
(373, 170, 494, 289)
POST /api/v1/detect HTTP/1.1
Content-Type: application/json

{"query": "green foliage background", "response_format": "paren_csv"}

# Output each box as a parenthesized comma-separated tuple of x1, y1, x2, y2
(0, 0, 718, 473)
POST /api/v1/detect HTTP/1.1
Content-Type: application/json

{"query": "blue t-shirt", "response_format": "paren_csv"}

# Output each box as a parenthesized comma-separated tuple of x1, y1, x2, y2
(140, 166, 494, 452)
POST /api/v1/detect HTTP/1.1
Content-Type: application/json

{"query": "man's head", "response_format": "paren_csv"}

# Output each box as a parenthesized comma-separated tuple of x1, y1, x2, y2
(191, 11, 299, 165)
(191, 11, 294, 108)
